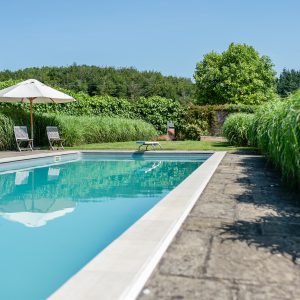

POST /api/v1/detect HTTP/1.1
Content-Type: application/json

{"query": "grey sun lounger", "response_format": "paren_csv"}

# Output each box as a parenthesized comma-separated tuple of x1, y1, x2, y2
(14, 126, 33, 152)
(46, 126, 65, 150)
(136, 141, 162, 151)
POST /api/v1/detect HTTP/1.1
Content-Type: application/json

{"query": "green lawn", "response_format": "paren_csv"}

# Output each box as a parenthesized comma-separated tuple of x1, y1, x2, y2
(67, 140, 255, 151)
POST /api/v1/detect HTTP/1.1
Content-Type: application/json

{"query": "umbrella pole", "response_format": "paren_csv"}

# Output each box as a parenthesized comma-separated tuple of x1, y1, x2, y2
(30, 98, 34, 142)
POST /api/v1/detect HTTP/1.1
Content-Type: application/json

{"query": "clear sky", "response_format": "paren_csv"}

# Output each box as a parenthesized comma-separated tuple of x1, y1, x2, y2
(0, 0, 299, 78)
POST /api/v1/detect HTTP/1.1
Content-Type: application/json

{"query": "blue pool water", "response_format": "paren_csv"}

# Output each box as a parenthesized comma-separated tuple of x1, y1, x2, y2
(0, 153, 209, 299)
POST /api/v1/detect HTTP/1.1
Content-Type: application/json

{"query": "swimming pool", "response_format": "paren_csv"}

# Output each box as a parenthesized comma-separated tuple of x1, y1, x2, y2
(0, 152, 211, 300)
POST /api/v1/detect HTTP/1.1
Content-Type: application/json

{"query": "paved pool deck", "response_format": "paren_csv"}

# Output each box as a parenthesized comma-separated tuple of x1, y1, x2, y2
(138, 152, 300, 300)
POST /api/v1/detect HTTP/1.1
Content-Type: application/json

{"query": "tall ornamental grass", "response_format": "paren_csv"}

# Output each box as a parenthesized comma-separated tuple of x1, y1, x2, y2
(222, 113, 254, 146)
(249, 93, 300, 188)
(0, 113, 14, 150)
(222, 95, 299, 188)
(53, 115, 157, 146)
(0, 109, 157, 148)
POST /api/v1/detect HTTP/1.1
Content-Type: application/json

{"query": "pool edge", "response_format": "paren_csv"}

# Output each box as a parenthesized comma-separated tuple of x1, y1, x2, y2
(0, 150, 80, 164)
(48, 151, 226, 300)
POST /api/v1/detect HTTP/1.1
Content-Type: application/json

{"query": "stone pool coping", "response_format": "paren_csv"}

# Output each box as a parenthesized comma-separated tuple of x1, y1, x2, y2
(0, 150, 80, 164)
(0, 150, 226, 300)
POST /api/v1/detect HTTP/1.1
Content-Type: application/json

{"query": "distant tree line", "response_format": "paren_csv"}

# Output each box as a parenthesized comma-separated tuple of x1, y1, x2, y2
(0, 65, 194, 103)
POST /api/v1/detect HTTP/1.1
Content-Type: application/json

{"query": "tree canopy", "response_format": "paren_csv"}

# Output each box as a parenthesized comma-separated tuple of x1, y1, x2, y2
(194, 43, 277, 105)
(0, 65, 194, 103)
(277, 69, 300, 97)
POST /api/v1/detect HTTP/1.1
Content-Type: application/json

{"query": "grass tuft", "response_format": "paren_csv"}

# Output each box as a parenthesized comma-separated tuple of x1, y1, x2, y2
(0, 113, 14, 150)
(222, 113, 254, 146)
(249, 94, 300, 188)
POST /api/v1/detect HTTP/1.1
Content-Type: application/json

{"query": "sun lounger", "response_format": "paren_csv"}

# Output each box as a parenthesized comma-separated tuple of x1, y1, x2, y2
(14, 126, 33, 152)
(47, 167, 61, 181)
(15, 170, 30, 185)
(46, 126, 65, 150)
(144, 161, 162, 173)
(136, 141, 162, 150)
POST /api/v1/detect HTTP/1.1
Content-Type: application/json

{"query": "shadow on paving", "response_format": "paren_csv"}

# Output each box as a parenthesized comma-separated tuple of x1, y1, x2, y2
(220, 154, 300, 264)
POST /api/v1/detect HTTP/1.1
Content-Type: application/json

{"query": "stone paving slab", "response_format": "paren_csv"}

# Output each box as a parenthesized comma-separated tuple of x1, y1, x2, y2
(138, 152, 300, 300)
(206, 238, 299, 285)
(140, 276, 235, 300)
(158, 231, 210, 278)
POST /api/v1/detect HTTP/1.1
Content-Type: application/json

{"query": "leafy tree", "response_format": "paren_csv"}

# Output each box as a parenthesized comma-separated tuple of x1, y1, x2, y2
(194, 43, 277, 105)
(277, 69, 300, 97)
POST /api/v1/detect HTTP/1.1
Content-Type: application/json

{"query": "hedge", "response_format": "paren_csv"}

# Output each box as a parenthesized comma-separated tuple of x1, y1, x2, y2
(178, 103, 258, 138)
(0, 80, 259, 137)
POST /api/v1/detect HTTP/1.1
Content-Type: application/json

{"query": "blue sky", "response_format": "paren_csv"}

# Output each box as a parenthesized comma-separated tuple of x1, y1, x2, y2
(0, 0, 299, 78)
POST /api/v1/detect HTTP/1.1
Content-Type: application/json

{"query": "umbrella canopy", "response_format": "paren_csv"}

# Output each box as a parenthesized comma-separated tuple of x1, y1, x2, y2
(0, 79, 75, 103)
(0, 194, 76, 227)
(0, 79, 75, 140)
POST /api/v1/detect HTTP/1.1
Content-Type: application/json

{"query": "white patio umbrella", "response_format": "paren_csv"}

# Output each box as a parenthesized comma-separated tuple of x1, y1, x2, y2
(0, 79, 75, 140)
(0, 193, 76, 227)
(0, 207, 75, 227)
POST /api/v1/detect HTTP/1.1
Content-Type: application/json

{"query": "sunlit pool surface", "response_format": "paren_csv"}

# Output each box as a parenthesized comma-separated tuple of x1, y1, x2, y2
(0, 153, 210, 299)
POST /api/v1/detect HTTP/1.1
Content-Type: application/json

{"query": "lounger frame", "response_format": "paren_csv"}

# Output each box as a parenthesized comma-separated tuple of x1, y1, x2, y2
(46, 126, 65, 150)
(14, 126, 33, 152)
(137, 141, 162, 151)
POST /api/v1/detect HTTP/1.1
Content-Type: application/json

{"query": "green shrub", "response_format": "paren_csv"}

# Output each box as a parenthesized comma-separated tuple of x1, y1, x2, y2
(0, 79, 21, 89)
(249, 94, 300, 188)
(180, 124, 203, 140)
(182, 104, 258, 137)
(184, 105, 215, 134)
(222, 113, 254, 146)
(134, 96, 184, 134)
(223, 104, 258, 113)
(33, 92, 136, 119)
